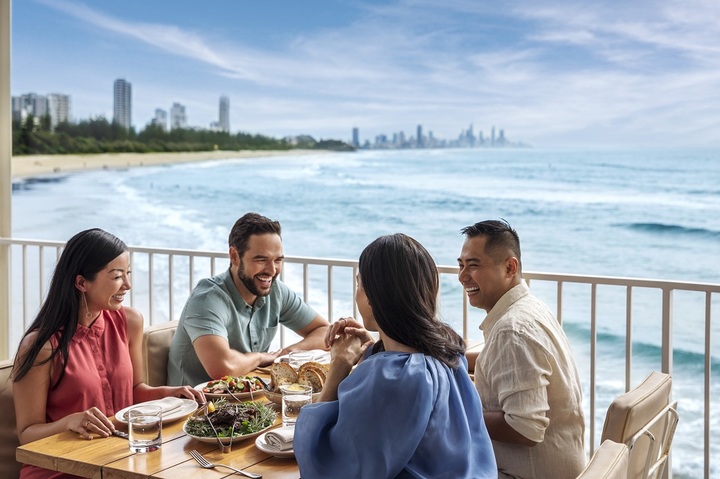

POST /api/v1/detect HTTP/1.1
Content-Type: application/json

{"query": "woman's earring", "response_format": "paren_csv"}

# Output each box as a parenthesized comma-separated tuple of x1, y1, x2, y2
(82, 293, 93, 319)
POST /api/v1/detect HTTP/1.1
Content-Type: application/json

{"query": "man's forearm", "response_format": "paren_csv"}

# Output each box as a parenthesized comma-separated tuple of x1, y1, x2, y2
(285, 325, 329, 352)
(204, 351, 262, 377)
(483, 410, 539, 447)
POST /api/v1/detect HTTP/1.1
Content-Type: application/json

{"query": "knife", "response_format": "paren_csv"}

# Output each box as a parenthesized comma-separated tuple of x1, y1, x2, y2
(112, 429, 129, 439)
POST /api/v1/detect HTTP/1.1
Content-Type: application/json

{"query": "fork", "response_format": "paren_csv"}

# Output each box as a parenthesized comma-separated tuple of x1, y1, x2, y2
(189, 449, 262, 478)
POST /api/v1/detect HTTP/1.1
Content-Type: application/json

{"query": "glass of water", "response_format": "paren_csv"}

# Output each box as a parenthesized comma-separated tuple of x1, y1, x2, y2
(288, 350, 314, 369)
(128, 405, 162, 453)
(280, 383, 313, 427)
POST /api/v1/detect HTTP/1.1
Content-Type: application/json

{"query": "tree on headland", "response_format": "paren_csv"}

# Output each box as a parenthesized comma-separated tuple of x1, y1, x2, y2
(12, 118, 354, 155)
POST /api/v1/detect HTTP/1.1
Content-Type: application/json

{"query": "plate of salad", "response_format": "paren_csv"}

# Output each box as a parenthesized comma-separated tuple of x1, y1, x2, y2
(194, 375, 267, 400)
(183, 399, 277, 444)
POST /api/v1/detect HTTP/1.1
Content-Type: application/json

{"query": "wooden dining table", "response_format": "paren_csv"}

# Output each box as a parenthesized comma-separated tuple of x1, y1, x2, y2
(16, 395, 301, 479)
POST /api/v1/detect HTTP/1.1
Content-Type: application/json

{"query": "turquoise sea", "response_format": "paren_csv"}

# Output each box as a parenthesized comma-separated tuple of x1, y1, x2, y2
(11, 148, 720, 477)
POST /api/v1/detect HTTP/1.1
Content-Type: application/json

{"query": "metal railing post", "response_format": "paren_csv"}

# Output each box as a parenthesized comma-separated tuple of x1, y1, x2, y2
(0, 0, 13, 361)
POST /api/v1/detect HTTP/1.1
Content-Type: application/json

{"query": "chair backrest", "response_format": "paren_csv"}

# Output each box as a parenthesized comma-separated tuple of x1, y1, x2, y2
(601, 371, 679, 479)
(142, 321, 178, 387)
(576, 440, 629, 479)
(0, 359, 21, 479)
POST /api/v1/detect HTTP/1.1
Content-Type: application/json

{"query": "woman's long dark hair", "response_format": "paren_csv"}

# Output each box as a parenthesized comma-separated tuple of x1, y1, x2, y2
(12, 228, 127, 386)
(358, 233, 465, 368)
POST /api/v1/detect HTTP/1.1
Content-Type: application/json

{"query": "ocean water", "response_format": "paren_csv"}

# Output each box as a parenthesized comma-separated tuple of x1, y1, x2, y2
(11, 148, 720, 477)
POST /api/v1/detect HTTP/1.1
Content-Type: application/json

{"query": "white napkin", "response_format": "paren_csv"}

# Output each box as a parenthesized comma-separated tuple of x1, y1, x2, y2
(130, 397, 185, 417)
(264, 426, 295, 451)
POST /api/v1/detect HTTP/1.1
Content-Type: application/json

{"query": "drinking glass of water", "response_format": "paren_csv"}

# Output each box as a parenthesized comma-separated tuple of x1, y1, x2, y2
(128, 405, 162, 453)
(280, 383, 313, 427)
(289, 350, 314, 369)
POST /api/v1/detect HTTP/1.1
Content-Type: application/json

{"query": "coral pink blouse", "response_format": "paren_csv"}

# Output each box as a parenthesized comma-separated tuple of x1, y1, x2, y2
(20, 308, 135, 479)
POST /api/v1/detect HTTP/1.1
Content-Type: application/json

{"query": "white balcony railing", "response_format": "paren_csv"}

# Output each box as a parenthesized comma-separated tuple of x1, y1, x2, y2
(1, 237, 718, 479)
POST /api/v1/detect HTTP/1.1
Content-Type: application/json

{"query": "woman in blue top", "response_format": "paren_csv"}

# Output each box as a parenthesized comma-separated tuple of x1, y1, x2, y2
(294, 233, 497, 479)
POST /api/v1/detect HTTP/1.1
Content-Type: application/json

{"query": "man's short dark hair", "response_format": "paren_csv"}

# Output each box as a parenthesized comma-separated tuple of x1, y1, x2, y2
(228, 212, 282, 257)
(461, 219, 522, 269)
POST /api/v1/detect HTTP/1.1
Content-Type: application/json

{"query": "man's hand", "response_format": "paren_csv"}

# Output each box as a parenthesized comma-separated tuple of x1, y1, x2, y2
(257, 350, 283, 367)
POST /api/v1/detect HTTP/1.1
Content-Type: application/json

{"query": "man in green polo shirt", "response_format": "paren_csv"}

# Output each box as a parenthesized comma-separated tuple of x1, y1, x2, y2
(167, 212, 330, 386)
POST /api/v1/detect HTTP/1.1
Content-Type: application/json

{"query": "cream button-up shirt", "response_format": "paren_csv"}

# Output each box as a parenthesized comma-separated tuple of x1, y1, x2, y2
(474, 281, 586, 479)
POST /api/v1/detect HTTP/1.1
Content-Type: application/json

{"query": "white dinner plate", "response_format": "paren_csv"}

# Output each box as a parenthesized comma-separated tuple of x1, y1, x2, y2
(183, 421, 274, 444)
(193, 381, 266, 401)
(115, 398, 198, 424)
(255, 431, 295, 458)
(273, 349, 331, 365)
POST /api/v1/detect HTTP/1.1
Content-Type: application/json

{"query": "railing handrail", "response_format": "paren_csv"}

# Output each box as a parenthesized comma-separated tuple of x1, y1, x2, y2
(4, 237, 718, 291)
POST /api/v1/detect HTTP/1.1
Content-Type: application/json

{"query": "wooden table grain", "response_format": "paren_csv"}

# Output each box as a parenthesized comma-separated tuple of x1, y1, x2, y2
(17, 395, 300, 479)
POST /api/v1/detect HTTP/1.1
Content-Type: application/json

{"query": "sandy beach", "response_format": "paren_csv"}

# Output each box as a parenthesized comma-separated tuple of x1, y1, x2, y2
(11, 149, 327, 180)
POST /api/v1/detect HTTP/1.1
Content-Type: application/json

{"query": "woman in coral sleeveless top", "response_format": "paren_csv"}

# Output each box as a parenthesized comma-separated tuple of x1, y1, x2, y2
(12, 228, 204, 479)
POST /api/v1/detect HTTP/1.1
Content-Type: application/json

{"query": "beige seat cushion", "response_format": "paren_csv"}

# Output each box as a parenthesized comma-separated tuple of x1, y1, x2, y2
(142, 321, 178, 387)
(576, 440, 629, 479)
(601, 371, 671, 479)
(0, 359, 21, 479)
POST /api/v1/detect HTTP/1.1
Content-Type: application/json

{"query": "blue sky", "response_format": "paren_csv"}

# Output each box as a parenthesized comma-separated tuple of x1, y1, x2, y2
(11, 0, 720, 147)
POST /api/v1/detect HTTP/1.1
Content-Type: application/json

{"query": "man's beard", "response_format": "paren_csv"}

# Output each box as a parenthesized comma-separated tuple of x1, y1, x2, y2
(237, 261, 275, 297)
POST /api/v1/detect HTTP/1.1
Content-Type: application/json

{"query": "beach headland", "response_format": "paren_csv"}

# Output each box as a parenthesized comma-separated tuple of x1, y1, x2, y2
(11, 149, 329, 180)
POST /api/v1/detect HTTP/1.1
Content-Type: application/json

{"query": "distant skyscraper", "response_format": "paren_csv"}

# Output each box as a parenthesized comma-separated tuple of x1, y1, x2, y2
(352, 127, 359, 147)
(417, 124, 423, 148)
(219, 95, 230, 133)
(11, 96, 22, 122)
(113, 78, 132, 130)
(170, 102, 187, 130)
(152, 108, 168, 131)
(47, 93, 71, 129)
(12, 93, 47, 122)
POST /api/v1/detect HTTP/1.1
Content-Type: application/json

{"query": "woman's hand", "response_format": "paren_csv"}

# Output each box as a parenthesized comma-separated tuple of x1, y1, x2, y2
(69, 407, 114, 440)
(325, 317, 374, 349)
(330, 329, 373, 367)
(318, 331, 373, 402)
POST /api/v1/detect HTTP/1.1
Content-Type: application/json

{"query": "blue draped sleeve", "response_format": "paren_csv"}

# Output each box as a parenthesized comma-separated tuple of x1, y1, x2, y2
(294, 352, 497, 479)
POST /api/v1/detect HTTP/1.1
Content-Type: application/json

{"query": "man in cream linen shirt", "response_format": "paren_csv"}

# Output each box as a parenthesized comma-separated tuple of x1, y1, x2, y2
(458, 219, 585, 479)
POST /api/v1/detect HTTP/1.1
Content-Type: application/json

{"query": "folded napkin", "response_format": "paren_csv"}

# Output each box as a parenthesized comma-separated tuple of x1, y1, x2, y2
(124, 397, 185, 420)
(144, 396, 186, 414)
(264, 426, 295, 451)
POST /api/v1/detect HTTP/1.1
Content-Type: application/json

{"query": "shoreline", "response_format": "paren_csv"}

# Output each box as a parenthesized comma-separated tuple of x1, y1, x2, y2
(10, 149, 330, 180)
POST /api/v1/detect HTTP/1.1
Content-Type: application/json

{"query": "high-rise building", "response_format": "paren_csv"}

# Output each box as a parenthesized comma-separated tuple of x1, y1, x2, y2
(416, 124, 423, 148)
(219, 95, 230, 133)
(47, 93, 71, 129)
(498, 129, 506, 145)
(352, 127, 359, 147)
(11, 96, 22, 122)
(113, 78, 132, 130)
(12, 93, 47, 122)
(170, 103, 187, 130)
(151, 108, 168, 131)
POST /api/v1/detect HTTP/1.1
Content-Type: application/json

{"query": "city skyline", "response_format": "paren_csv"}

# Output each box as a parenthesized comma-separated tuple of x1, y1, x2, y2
(12, 80, 232, 134)
(11, 0, 720, 148)
(16, 81, 527, 148)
